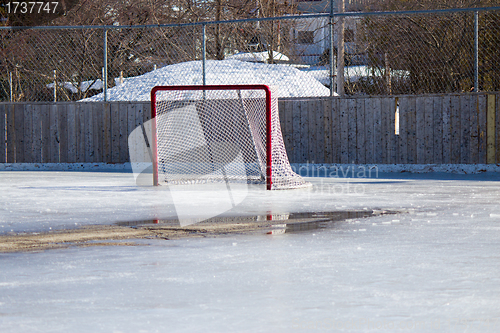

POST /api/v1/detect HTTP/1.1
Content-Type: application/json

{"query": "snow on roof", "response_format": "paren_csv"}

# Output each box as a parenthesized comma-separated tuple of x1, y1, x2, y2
(80, 60, 331, 101)
(226, 51, 290, 62)
(301, 66, 411, 86)
(47, 80, 104, 93)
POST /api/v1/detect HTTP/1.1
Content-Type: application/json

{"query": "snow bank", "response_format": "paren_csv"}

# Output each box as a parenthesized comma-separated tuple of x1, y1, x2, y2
(80, 60, 330, 101)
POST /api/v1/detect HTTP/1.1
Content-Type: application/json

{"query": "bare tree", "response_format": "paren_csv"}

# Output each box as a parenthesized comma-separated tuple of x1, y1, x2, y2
(356, 0, 500, 94)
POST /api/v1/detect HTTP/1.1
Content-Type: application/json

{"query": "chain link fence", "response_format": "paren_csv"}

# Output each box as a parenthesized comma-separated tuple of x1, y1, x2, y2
(1, 7, 499, 102)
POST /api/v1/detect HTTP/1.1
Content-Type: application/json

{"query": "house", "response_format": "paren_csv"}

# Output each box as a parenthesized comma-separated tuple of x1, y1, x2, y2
(293, 0, 362, 65)
(296, 0, 369, 13)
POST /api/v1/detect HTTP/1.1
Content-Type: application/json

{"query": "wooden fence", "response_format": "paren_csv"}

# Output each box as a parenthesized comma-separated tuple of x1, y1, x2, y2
(1, 93, 499, 165)
(278, 93, 500, 164)
(0, 102, 150, 164)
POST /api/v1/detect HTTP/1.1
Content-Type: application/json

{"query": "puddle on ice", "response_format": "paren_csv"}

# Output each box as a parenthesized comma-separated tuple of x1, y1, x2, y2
(116, 210, 399, 234)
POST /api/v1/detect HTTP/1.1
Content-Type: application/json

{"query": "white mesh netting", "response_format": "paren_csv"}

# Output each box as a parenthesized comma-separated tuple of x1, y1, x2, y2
(153, 86, 310, 190)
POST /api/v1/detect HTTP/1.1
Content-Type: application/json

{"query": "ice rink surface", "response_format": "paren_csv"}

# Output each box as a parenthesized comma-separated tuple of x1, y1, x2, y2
(1, 171, 500, 332)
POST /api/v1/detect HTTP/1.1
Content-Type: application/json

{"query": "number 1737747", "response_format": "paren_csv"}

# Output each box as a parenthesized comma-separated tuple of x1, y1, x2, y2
(4, 2, 59, 14)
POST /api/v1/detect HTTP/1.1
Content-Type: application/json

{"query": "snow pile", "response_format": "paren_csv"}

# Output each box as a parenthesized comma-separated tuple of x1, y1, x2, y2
(226, 51, 289, 62)
(80, 60, 330, 101)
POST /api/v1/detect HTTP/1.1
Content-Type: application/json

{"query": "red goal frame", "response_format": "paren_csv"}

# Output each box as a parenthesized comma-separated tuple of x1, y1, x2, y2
(150, 85, 273, 190)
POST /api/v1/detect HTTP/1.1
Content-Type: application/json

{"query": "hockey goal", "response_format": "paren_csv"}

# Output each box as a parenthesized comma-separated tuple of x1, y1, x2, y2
(150, 85, 309, 190)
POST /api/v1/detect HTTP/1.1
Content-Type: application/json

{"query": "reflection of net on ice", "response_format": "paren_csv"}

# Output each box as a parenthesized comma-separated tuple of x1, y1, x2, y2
(153, 87, 310, 190)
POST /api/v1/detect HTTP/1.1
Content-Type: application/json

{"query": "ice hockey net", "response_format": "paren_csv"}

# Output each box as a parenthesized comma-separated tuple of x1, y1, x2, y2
(150, 85, 309, 190)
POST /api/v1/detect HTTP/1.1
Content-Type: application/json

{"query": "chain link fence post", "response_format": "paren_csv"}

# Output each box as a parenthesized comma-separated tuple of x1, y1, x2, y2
(103, 28, 108, 101)
(202, 24, 207, 87)
(474, 11, 479, 92)
(336, 0, 345, 97)
(329, 0, 335, 96)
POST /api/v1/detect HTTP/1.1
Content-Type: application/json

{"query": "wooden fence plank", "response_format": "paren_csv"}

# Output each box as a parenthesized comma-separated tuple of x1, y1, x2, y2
(278, 100, 285, 150)
(138, 102, 147, 163)
(77, 103, 85, 163)
(291, 100, 301, 164)
(450, 95, 461, 164)
(93, 103, 102, 163)
(388, 97, 400, 164)
(83, 103, 91, 163)
(293, 101, 301, 163)
(398, 97, 408, 164)
(433, 97, 443, 164)
(0, 104, 5, 163)
(339, 98, 349, 164)
(143, 102, 153, 164)
(415, 97, 426, 164)
(92, 103, 101, 163)
(323, 99, 332, 163)
(347, 98, 357, 164)
(67, 103, 77, 163)
(300, 100, 309, 163)
(98, 103, 105, 162)
(356, 98, 365, 164)
(331, 98, 340, 163)
(14, 104, 25, 163)
(23, 104, 33, 163)
(127, 103, 137, 164)
(32, 105, 42, 163)
(469, 95, 479, 164)
(79, 103, 89, 162)
(372, 98, 382, 164)
(278, 100, 285, 133)
(102, 103, 112, 163)
(40, 105, 50, 163)
(335, 98, 342, 164)
(385, 98, 395, 164)
(279, 100, 286, 162)
(143, 102, 151, 122)
(280, 101, 289, 155)
(442, 96, 451, 164)
(460, 95, 471, 164)
(477, 95, 487, 164)
(407, 97, 417, 164)
(49, 105, 59, 163)
(6, 104, 15, 163)
(364, 98, 374, 164)
(118, 103, 128, 163)
(58, 104, 68, 163)
(496, 93, 500, 164)
(379, 97, 388, 164)
(308, 99, 317, 163)
(282, 100, 293, 162)
(316, 99, 325, 164)
(486, 95, 496, 164)
(81, 103, 90, 162)
(111, 103, 121, 163)
(424, 97, 433, 164)
(91, 104, 100, 163)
